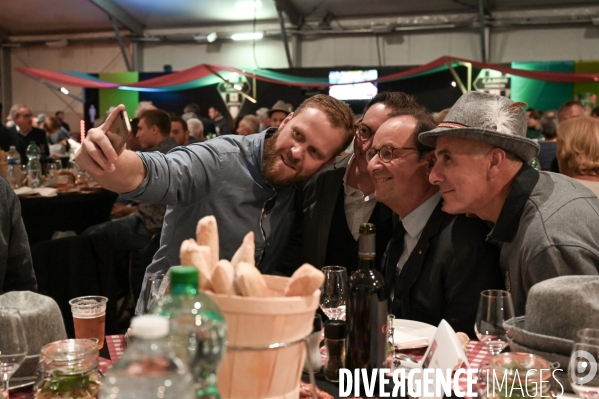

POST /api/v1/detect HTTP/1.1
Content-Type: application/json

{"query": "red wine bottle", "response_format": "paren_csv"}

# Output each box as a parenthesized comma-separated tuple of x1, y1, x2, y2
(346, 223, 388, 373)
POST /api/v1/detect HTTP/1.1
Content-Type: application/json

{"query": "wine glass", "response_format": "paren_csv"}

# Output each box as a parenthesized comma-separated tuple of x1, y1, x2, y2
(474, 290, 515, 355)
(320, 266, 348, 320)
(568, 342, 599, 398)
(0, 308, 28, 396)
(143, 273, 166, 314)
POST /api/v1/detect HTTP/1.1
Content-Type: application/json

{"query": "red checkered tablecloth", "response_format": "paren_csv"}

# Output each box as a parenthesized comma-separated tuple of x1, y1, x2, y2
(106, 334, 127, 362)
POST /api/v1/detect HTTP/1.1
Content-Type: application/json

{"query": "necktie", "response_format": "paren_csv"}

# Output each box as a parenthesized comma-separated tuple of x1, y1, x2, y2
(382, 221, 406, 303)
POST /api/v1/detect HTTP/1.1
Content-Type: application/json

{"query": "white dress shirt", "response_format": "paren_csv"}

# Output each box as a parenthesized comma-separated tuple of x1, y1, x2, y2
(342, 154, 378, 240)
(396, 191, 442, 272)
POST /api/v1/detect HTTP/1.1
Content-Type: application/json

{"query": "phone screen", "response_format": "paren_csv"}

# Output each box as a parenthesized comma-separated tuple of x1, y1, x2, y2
(106, 110, 132, 154)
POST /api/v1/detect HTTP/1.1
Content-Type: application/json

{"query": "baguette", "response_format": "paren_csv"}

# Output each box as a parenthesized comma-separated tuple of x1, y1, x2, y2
(284, 264, 325, 297)
(196, 216, 219, 269)
(231, 231, 255, 268)
(180, 239, 213, 290)
(211, 260, 237, 295)
(236, 261, 268, 297)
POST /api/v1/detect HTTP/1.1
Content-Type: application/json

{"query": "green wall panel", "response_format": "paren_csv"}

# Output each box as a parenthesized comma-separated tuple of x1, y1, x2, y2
(98, 72, 139, 118)
(510, 61, 574, 112)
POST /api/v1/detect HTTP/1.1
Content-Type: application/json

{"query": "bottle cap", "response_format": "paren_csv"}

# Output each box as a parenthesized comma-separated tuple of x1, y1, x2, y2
(130, 315, 169, 339)
(170, 265, 198, 288)
(324, 320, 346, 339)
(312, 313, 322, 332)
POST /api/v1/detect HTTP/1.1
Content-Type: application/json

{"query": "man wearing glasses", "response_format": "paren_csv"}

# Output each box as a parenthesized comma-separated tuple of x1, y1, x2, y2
(6, 104, 49, 164)
(368, 110, 503, 337)
(278, 92, 423, 276)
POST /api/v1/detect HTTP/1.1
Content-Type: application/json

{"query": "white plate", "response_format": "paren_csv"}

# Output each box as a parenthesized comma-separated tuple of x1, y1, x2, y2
(393, 319, 437, 349)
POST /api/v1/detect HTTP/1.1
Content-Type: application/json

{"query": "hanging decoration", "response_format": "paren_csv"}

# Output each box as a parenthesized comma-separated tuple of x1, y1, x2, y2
(15, 56, 599, 92)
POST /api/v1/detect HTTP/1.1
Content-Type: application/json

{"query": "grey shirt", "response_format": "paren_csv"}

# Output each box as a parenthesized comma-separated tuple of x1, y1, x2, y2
(488, 164, 599, 316)
(123, 129, 296, 310)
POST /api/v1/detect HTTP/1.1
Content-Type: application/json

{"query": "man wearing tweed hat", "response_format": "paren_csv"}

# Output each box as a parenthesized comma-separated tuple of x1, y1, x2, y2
(419, 91, 599, 316)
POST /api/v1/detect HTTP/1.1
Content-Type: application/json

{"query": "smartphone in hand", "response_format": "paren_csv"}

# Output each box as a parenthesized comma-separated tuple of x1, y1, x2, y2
(106, 110, 132, 154)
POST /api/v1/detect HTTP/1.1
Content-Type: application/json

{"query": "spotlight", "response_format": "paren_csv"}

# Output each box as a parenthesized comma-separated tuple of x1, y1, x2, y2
(207, 32, 218, 43)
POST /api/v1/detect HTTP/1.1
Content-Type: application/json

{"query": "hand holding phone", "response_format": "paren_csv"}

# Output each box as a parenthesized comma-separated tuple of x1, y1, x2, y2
(106, 109, 132, 155)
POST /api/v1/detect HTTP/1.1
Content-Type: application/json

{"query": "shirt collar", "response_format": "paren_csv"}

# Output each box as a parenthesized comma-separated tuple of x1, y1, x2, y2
(16, 125, 32, 135)
(401, 191, 442, 239)
(487, 163, 539, 244)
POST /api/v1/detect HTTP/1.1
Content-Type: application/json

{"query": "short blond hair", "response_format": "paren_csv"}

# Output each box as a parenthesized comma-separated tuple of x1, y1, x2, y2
(557, 116, 599, 176)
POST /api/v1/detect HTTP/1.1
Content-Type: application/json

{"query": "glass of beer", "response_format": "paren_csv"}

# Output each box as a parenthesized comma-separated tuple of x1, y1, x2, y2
(69, 296, 108, 349)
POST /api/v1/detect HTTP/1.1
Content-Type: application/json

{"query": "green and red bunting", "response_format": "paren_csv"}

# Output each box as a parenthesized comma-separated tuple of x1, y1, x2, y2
(15, 56, 599, 92)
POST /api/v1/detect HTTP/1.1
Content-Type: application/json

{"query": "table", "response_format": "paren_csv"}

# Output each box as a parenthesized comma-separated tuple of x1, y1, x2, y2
(18, 188, 117, 245)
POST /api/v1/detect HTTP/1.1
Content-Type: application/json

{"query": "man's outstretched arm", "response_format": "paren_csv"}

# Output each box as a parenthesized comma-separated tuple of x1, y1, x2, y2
(75, 105, 146, 194)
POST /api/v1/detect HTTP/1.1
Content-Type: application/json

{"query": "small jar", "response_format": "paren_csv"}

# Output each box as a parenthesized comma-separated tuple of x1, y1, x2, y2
(324, 320, 346, 383)
(483, 352, 553, 399)
(35, 339, 102, 399)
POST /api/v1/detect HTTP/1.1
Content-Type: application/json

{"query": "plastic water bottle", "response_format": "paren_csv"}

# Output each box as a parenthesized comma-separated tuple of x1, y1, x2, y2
(152, 266, 227, 398)
(6, 146, 21, 188)
(26, 141, 42, 188)
(100, 315, 195, 399)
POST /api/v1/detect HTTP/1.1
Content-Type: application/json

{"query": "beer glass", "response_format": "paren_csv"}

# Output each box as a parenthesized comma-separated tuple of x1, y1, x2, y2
(69, 296, 108, 349)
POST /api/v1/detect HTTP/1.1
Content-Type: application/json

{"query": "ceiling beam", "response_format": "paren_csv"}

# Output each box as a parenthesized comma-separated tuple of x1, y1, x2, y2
(88, 0, 144, 36)
(273, 0, 302, 27)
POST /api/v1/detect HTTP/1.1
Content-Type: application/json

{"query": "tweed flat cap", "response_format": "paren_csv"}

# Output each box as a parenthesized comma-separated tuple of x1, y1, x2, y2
(419, 91, 540, 162)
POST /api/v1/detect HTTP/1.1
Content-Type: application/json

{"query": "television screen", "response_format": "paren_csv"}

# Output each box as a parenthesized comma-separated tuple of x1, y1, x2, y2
(329, 70, 378, 100)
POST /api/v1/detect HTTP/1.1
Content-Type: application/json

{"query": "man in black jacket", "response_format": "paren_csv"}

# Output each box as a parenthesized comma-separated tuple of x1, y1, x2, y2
(7, 104, 49, 164)
(369, 110, 504, 337)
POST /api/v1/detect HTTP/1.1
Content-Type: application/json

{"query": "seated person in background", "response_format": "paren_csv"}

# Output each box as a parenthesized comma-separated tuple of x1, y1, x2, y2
(0, 176, 37, 293)
(208, 106, 231, 135)
(256, 107, 270, 131)
(55, 111, 70, 132)
(557, 116, 599, 198)
(75, 95, 355, 314)
(83, 109, 177, 252)
(169, 115, 193, 146)
(369, 111, 503, 337)
(7, 104, 49, 164)
(526, 108, 542, 139)
(111, 117, 141, 219)
(558, 100, 585, 122)
(43, 116, 71, 145)
(183, 103, 216, 137)
(236, 115, 260, 136)
(268, 100, 290, 129)
(420, 92, 599, 316)
(278, 92, 423, 276)
(186, 118, 205, 142)
(537, 111, 558, 171)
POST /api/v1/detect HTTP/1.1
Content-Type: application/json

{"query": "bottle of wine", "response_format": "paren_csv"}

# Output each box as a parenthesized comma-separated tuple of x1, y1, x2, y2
(346, 223, 388, 375)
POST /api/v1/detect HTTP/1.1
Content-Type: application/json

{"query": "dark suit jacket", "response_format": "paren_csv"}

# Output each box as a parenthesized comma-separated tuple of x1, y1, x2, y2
(381, 201, 504, 338)
(7, 126, 49, 164)
(277, 154, 393, 274)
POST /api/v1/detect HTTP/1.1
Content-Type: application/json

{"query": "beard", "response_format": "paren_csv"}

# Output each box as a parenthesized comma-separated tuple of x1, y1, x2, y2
(261, 130, 310, 190)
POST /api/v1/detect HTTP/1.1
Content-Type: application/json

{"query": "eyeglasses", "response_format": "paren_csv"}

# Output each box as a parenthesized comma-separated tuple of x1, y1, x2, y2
(365, 145, 421, 163)
(355, 123, 373, 142)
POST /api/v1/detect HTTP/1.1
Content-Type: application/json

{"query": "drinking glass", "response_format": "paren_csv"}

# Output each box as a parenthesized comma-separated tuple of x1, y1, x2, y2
(320, 266, 348, 320)
(578, 329, 599, 346)
(0, 308, 28, 396)
(474, 290, 515, 355)
(69, 296, 108, 349)
(568, 342, 599, 398)
(143, 273, 165, 314)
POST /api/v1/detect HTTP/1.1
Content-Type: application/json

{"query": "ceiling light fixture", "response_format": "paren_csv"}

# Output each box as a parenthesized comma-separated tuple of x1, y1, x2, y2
(60, 87, 69, 95)
(235, 0, 262, 10)
(207, 32, 218, 43)
(45, 39, 69, 48)
(231, 32, 263, 41)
